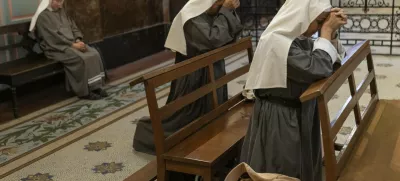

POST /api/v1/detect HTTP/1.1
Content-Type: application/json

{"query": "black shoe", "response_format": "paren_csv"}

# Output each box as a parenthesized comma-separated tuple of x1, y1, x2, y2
(93, 88, 108, 98)
(79, 92, 102, 100)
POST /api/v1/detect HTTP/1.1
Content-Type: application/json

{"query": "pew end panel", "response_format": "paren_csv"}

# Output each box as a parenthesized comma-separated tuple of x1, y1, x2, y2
(128, 37, 254, 181)
(300, 40, 380, 181)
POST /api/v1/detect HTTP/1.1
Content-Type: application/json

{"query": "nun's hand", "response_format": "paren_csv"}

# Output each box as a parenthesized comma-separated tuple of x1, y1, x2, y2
(223, 0, 240, 10)
(72, 42, 87, 52)
(72, 42, 83, 50)
(331, 8, 348, 22)
(78, 42, 88, 52)
(322, 12, 347, 32)
(233, 0, 240, 8)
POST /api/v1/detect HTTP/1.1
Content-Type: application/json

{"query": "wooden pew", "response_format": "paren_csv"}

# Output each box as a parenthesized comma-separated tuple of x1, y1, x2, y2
(124, 160, 157, 181)
(300, 40, 380, 181)
(0, 22, 63, 118)
(128, 37, 254, 181)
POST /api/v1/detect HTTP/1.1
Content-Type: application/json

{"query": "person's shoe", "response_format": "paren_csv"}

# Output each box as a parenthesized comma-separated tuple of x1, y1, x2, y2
(79, 92, 102, 100)
(93, 88, 108, 98)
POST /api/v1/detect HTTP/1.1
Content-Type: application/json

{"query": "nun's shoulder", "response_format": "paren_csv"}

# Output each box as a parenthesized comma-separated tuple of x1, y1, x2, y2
(187, 13, 209, 24)
(36, 10, 53, 22)
(291, 38, 314, 49)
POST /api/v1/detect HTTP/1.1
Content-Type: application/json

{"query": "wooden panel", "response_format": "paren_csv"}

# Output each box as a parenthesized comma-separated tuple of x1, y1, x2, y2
(65, 0, 103, 42)
(169, 0, 188, 21)
(100, 0, 163, 37)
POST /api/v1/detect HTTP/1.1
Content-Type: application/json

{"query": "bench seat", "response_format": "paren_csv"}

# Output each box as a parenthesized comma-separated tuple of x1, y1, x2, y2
(164, 101, 253, 167)
(0, 56, 63, 86)
(124, 160, 157, 181)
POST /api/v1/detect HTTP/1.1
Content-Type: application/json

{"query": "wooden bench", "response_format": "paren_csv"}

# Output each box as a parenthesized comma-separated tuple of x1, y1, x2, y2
(124, 160, 157, 181)
(128, 37, 254, 181)
(300, 40, 386, 181)
(0, 22, 63, 118)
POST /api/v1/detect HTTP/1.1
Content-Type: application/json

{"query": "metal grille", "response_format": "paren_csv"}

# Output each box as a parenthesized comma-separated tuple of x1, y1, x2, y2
(236, 0, 284, 47)
(335, 0, 400, 55)
(235, 0, 399, 55)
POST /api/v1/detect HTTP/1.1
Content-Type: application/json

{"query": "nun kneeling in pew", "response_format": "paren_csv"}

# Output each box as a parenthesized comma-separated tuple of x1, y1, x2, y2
(133, 0, 243, 155)
(242, 0, 347, 181)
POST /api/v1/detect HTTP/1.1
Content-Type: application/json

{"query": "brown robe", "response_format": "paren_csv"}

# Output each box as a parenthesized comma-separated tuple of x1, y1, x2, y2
(35, 8, 105, 97)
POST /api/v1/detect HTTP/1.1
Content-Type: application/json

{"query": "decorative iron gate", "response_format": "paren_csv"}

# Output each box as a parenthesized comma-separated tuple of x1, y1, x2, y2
(334, 0, 400, 55)
(236, 0, 284, 46)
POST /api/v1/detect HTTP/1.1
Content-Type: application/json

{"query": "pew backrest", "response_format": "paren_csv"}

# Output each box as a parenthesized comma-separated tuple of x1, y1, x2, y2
(129, 37, 253, 156)
(0, 22, 37, 60)
(300, 40, 378, 181)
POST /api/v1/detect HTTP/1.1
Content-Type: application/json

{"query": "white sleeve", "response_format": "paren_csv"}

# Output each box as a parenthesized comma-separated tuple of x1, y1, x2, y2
(313, 37, 338, 65)
(332, 39, 346, 63)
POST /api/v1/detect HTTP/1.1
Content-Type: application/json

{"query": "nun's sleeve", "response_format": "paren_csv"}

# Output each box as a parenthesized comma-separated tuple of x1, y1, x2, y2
(184, 7, 243, 50)
(35, 13, 73, 52)
(331, 38, 346, 63)
(67, 15, 83, 42)
(286, 38, 336, 84)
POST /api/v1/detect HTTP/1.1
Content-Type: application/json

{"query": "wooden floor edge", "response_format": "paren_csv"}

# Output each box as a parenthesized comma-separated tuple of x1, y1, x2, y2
(371, 99, 388, 122)
(123, 160, 157, 181)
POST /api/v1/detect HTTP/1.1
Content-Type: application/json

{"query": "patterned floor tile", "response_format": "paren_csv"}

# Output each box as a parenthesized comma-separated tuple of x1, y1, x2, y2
(92, 162, 124, 175)
(376, 63, 393, 67)
(339, 127, 353, 136)
(84, 141, 112, 152)
(21, 173, 54, 181)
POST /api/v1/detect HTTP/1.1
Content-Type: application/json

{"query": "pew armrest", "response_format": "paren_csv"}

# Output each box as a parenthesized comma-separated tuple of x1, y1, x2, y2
(300, 40, 370, 102)
(129, 76, 144, 87)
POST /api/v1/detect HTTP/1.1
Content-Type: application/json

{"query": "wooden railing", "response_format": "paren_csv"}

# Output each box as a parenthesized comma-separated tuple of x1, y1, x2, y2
(300, 40, 379, 181)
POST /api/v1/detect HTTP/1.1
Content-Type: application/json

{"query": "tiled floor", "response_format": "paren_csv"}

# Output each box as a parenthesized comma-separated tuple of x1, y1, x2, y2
(1, 54, 400, 181)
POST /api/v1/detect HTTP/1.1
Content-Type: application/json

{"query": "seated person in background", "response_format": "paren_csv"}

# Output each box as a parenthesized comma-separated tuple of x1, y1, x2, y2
(132, 0, 243, 157)
(29, 0, 108, 100)
(242, 0, 346, 180)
